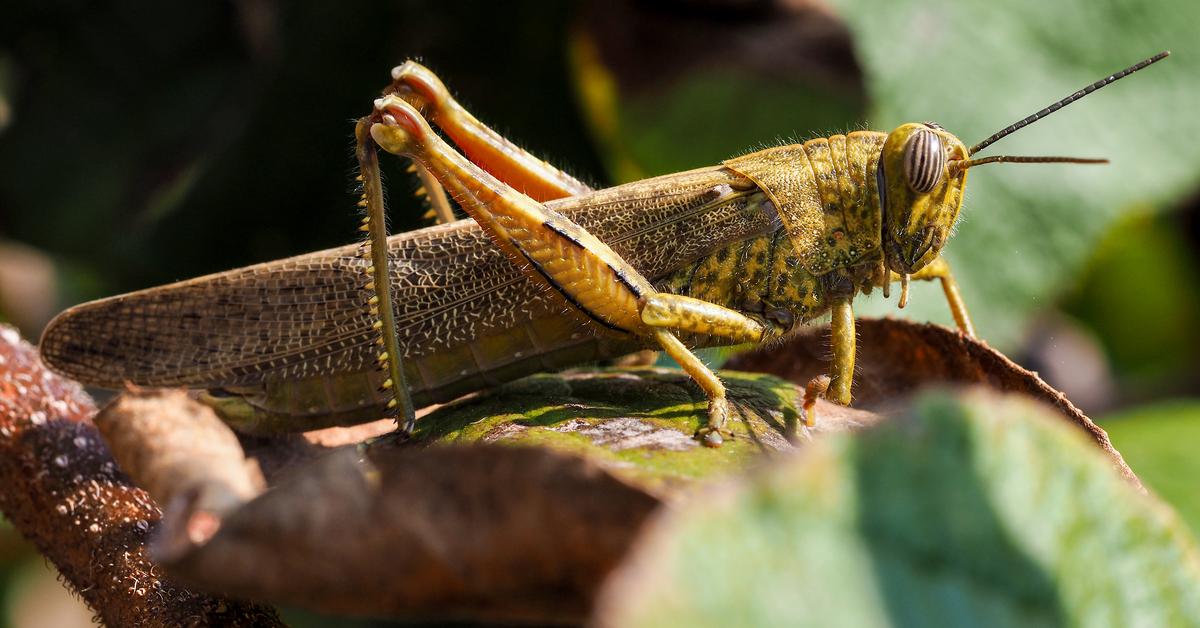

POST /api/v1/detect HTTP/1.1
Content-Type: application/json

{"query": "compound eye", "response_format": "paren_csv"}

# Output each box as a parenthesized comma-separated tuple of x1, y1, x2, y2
(902, 128, 945, 193)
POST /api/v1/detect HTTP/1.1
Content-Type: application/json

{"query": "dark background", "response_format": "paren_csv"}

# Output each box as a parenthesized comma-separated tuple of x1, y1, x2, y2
(0, 2, 606, 299)
(1, 1, 1198, 624)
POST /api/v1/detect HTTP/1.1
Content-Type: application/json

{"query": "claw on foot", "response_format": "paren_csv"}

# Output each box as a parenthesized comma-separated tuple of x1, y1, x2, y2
(695, 397, 732, 448)
(369, 427, 413, 449)
(802, 375, 831, 428)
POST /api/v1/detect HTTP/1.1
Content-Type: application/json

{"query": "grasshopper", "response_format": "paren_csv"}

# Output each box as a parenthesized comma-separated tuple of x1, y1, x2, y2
(39, 52, 1168, 446)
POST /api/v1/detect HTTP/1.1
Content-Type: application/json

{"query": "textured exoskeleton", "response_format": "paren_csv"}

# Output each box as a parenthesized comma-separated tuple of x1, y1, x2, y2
(39, 53, 1167, 446)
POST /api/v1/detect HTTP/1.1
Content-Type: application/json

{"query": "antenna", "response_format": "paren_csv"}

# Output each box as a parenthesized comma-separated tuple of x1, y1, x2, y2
(950, 155, 1108, 175)
(969, 51, 1169, 156)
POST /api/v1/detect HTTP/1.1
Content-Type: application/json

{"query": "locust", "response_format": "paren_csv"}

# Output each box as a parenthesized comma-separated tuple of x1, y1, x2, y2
(39, 52, 1168, 447)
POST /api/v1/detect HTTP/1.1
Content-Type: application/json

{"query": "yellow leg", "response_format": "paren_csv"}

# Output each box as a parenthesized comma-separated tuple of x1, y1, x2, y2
(826, 298, 856, 405)
(385, 63, 677, 368)
(652, 330, 731, 447)
(369, 96, 778, 447)
(385, 62, 596, 226)
(639, 293, 778, 445)
(800, 297, 855, 428)
(371, 95, 653, 336)
(890, 255, 976, 337)
(640, 293, 770, 345)
(384, 61, 592, 202)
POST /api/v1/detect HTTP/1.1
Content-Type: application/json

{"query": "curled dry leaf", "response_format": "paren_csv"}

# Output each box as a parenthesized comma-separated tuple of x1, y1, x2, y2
(728, 317, 1139, 487)
(145, 369, 814, 620)
(94, 390, 267, 554)
(4, 316, 1142, 623)
(159, 444, 662, 623)
(0, 325, 283, 626)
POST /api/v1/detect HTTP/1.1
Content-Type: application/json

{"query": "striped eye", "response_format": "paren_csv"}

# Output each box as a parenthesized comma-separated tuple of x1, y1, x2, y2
(902, 128, 945, 193)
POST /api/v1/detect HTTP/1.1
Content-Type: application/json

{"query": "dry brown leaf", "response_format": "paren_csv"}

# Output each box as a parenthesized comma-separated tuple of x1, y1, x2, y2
(728, 318, 1139, 487)
(0, 325, 283, 626)
(0, 317, 1141, 623)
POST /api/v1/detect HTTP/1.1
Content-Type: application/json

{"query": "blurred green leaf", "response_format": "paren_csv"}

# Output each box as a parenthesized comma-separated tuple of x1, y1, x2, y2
(833, 0, 1200, 347)
(597, 389, 1200, 627)
(1063, 211, 1200, 386)
(618, 71, 864, 178)
(570, 3, 866, 182)
(1102, 400, 1200, 538)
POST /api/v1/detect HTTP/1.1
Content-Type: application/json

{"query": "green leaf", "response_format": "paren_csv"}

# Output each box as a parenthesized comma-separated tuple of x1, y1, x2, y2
(414, 368, 809, 492)
(595, 389, 1200, 627)
(618, 71, 864, 178)
(1102, 400, 1200, 539)
(1063, 212, 1200, 383)
(569, 10, 866, 182)
(831, 0, 1200, 346)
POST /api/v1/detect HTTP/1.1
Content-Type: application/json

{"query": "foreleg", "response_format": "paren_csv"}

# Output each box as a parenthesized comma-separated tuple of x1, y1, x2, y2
(890, 255, 975, 337)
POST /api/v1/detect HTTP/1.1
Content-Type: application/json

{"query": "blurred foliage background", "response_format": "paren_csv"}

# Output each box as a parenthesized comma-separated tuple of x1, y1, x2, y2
(0, 0, 1197, 624)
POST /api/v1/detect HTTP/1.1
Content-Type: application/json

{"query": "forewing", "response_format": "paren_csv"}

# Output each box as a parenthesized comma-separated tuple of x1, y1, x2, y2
(40, 165, 778, 388)
(40, 245, 382, 388)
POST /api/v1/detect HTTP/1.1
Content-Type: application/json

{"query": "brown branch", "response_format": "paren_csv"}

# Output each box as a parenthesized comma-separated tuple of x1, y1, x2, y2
(0, 326, 283, 626)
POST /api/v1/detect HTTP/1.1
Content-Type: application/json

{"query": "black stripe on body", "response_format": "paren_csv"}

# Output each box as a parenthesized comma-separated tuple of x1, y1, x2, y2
(763, 227, 783, 300)
(543, 220, 586, 250)
(606, 263, 645, 298)
(510, 242, 632, 335)
(545, 217, 645, 299)
(732, 238, 751, 304)
(680, 257, 702, 297)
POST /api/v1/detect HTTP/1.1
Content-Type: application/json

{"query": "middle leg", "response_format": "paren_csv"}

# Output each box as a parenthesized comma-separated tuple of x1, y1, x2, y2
(800, 296, 855, 428)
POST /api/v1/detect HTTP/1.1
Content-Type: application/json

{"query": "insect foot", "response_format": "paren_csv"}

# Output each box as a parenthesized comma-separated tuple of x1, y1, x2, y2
(696, 398, 734, 448)
(802, 375, 832, 428)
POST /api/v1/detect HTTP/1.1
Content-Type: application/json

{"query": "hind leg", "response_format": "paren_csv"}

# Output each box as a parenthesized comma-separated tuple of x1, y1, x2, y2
(370, 96, 774, 446)
(385, 60, 592, 203)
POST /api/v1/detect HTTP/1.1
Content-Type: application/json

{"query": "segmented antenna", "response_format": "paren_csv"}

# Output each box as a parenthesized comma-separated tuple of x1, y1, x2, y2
(950, 155, 1108, 174)
(969, 51, 1169, 155)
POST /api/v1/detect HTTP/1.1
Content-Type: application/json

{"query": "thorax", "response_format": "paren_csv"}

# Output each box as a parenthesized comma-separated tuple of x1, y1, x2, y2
(659, 132, 891, 337)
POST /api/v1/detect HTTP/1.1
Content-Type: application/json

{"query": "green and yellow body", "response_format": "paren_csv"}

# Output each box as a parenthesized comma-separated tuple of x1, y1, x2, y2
(43, 50, 1159, 440)
(42, 134, 916, 433)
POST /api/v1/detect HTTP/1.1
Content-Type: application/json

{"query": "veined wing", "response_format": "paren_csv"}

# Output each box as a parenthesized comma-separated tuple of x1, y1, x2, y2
(40, 165, 778, 388)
